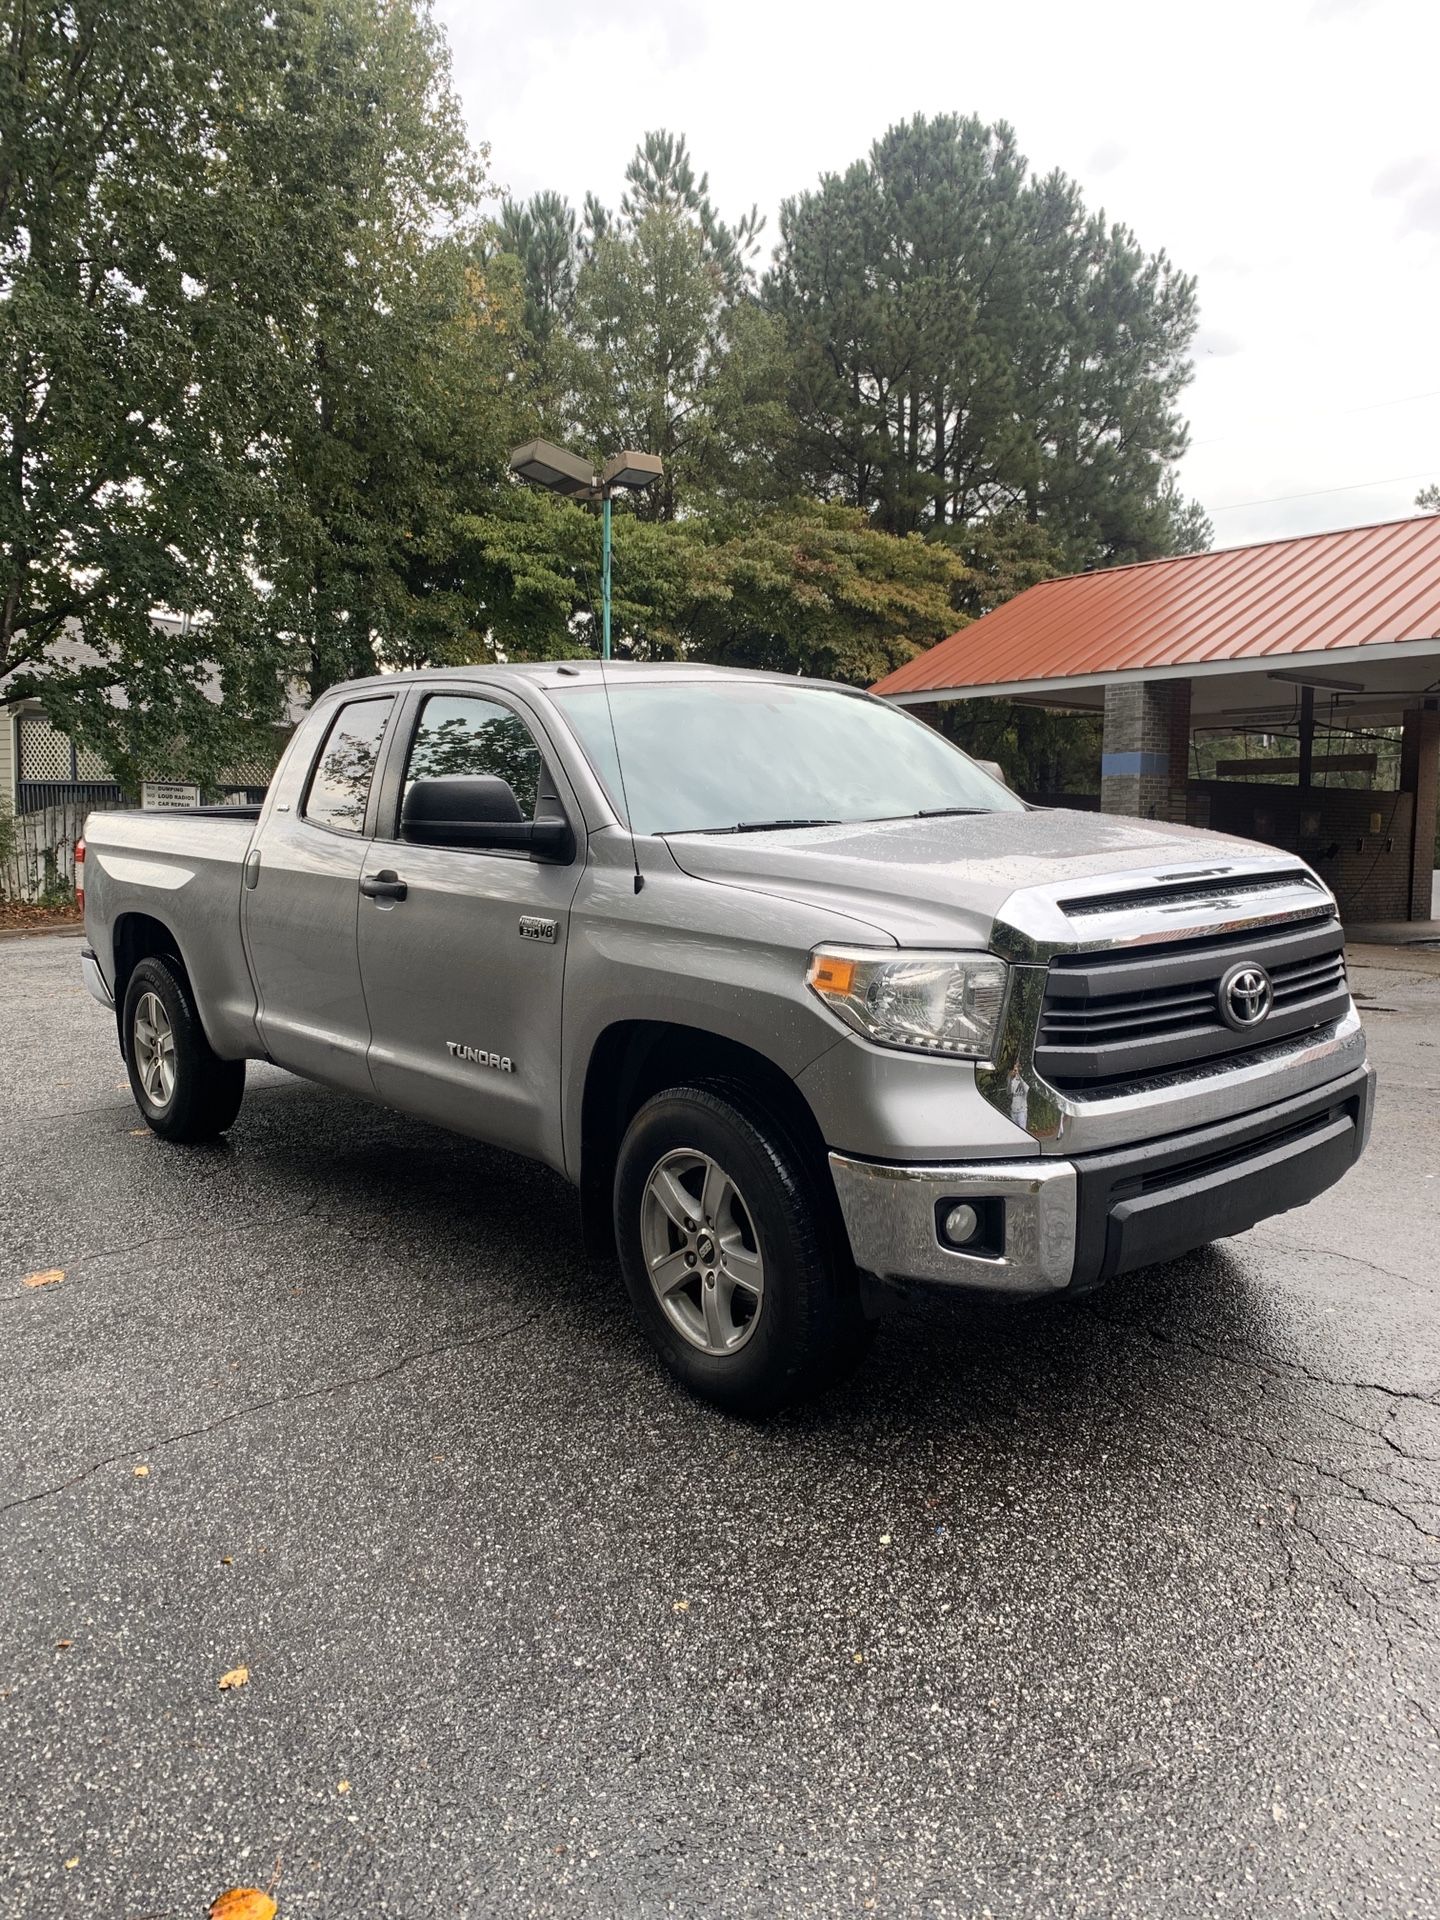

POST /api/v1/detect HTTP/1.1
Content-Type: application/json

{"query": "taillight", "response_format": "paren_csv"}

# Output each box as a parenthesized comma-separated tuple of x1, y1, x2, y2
(75, 836, 85, 910)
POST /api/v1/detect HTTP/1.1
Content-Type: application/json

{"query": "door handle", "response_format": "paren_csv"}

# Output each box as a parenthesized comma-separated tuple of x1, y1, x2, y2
(360, 870, 407, 902)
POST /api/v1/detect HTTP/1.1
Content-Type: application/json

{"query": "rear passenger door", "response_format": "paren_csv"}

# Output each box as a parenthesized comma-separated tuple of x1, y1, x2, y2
(242, 693, 398, 1094)
(356, 687, 583, 1168)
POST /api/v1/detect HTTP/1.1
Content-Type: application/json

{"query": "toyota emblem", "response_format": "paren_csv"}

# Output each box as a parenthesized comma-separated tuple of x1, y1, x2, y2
(1218, 962, 1274, 1031)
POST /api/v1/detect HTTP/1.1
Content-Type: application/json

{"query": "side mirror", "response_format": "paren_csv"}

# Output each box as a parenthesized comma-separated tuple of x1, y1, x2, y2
(401, 776, 575, 863)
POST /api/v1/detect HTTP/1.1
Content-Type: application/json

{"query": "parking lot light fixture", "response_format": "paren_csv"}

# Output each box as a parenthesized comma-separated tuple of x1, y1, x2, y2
(507, 439, 663, 660)
(506, 438, 595, 497)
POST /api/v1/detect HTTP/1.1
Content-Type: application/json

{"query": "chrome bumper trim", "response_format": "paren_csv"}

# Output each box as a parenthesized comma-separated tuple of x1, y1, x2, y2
(829, 1151, 1076, 1296)
(80, 947, 114, 1011)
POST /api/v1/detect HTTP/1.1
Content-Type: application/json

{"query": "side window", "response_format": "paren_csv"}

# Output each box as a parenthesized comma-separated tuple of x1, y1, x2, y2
(303, 697, 395, 834)
(403, 695, 543, 821)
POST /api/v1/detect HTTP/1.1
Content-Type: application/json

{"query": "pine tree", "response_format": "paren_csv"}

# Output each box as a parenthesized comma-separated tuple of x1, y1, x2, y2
(766, 113, 1209, 566)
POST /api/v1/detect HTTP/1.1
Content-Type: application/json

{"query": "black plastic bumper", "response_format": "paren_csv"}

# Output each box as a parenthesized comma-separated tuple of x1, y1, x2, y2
(1067, 1064, 1375, 1292)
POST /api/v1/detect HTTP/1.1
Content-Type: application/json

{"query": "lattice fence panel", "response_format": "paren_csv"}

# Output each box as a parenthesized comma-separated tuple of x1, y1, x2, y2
(17, 713, 73, 782)
(75, 739, 112, 780)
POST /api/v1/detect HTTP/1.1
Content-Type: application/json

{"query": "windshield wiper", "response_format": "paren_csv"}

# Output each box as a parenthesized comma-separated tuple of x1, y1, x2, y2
(733, 817, 841, 833)
(915, 806, 987, 818)
(662, 817, 842, 837)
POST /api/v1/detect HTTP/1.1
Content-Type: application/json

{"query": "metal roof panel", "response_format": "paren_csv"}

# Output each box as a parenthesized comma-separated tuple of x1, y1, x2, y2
(875, 514, 1440, 698)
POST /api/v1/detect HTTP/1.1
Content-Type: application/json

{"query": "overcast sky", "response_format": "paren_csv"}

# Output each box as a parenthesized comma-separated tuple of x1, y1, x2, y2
(439, 0, 1439, 551)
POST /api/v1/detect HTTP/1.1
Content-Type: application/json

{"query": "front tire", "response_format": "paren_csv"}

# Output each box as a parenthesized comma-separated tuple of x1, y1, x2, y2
(123, 955, 245, 1142)
(614, 1083, 869, 1414)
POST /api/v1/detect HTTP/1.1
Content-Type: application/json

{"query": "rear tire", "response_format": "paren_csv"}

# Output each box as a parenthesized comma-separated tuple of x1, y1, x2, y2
(614, 1082, 871, 1414)
(123, 955, 245, 1142)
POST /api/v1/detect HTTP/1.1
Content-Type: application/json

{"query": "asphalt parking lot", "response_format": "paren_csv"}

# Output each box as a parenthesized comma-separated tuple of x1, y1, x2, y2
(3, 932, 1438, 1920)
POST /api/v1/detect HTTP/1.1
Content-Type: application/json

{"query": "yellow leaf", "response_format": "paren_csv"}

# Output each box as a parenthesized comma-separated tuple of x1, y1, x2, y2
(218, 1665, 250, 1690)
(133, 1464, 150, 1478)
(209, 1892, 277, 1920)
(336, 1779, 350, 1794)
(64, 1857, 79, 1870)
(22, 1269, 64, 1289)
(852, 1652, 865, 1664)
(671, 1599, 689, 1613)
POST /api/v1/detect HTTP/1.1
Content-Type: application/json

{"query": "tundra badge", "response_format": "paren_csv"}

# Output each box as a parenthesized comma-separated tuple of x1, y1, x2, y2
(447, 1042, 514, 1073)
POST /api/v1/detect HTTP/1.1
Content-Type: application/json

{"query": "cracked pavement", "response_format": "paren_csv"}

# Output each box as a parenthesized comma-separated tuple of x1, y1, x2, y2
(2, 931, 1438, 1918)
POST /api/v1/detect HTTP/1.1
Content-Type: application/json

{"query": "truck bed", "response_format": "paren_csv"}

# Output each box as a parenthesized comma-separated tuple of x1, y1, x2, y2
(82, 805, 263, 1056)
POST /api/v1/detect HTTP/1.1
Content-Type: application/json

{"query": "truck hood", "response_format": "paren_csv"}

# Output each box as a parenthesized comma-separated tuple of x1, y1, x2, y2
(663, 808, 1286, 947)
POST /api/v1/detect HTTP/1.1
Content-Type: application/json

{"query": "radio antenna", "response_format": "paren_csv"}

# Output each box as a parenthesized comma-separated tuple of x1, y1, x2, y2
(596, 495, 645, 896)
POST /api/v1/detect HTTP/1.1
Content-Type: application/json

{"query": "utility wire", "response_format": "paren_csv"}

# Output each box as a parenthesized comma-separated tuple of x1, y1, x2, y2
(1208, 469, 1439, 513)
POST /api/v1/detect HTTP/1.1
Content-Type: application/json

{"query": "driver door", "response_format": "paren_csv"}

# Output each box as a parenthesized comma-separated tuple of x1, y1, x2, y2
(356, 687, 584, 1169)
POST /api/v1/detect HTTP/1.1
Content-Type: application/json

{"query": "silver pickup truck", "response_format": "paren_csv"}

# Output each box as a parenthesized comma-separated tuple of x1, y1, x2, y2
(80, 663, 1373, 1411)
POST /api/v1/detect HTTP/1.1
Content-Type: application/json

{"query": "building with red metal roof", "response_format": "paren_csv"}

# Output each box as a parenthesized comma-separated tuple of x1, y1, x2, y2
(872, 515, 1440, 922)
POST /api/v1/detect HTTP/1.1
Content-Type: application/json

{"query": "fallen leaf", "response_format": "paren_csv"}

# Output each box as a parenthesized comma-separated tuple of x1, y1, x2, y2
(64, 1857, 79, 1870)
(218, 1665, 250, 1691)
(132, 1464, 150, 1478)
(22, 1269, 64, 1289)
(853, 1652, 865, 1665)
(878, 1534, 892, 1546)
(209, 1891, 277, 1920)
(128, 1127, 149, 1137)
(221, 1556, 233, 1567)
(671, 1599, 689, 1613)
(336, 1780, 350, 1794)
(55, 1639, 73, 1650)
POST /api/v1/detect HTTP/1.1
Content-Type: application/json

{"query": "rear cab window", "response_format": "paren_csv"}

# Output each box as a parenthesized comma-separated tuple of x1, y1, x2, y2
(303, 697, 396, 833)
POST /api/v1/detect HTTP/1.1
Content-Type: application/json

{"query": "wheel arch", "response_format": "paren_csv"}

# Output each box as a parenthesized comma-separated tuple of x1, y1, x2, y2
(577, 1019, 835, 1260)
(112, 912, 190, 1056)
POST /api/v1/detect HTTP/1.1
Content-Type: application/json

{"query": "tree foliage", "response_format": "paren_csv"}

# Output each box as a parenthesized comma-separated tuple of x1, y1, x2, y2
(454, 493, 969, 684)
(765, 113, 1209, 566)
(0, 0, 514, 784)
(3, 44, 1213, 786)
(1, 0, 294, 784)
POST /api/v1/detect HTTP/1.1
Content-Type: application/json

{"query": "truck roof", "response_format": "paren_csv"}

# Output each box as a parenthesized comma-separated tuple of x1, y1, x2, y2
(322, 660, 865, 702)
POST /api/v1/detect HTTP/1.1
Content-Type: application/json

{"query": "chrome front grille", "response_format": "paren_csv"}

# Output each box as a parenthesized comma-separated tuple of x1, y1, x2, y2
(1034, 916, 1349, 1092)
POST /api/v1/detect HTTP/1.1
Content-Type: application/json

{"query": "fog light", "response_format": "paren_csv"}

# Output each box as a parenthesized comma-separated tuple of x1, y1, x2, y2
(943, 1202, 981, 1247)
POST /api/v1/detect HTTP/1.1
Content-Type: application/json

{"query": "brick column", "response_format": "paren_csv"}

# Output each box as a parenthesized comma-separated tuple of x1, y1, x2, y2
(1101, 679, 1192, 822)
(1400, 703, 1440, 921)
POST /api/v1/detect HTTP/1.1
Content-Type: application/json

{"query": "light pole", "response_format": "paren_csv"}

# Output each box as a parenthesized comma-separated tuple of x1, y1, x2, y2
(507, 439, 664, 661)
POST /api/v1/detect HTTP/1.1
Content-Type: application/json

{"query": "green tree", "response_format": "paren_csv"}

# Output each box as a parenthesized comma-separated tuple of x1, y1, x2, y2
(1418, 484, 1440, 511)
(235, 0, 517, 699)
(454, 491, 970, 684)
(766, 113, 1209, 566)
(0, 0, 296, 788)
(497, 190, 582, 348)
(616, 129, 763, 296)
(503, 134, 792, 523)
(1, 0, 511, 782)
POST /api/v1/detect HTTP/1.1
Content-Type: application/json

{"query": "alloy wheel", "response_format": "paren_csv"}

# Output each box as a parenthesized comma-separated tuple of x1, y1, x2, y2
(133, 991, 177, 1108)
(639, 1147, 766, 1354)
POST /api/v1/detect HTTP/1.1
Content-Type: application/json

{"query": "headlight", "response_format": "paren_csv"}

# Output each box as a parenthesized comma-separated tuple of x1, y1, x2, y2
(806, 947, 1009, 1059)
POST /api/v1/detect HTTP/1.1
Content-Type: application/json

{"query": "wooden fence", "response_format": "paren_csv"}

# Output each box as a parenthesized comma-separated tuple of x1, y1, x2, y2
(0, 799, 125, 904)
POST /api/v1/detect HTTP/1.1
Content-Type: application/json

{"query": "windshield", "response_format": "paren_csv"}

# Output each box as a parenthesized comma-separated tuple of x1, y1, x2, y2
(550, 680, 1023, 836)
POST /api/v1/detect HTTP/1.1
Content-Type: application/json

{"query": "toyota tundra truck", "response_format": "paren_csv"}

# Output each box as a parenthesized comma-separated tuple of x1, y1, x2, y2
(79, 663, 1374, 1411)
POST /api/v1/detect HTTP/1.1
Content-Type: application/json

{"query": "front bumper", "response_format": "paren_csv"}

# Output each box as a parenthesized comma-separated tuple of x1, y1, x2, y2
(80, 946, 114, 1011)
(830, 1062, 1376, 1296)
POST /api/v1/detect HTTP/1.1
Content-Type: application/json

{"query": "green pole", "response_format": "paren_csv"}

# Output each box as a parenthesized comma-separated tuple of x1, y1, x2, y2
(601, 489, 612, 661)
